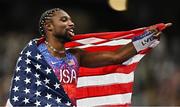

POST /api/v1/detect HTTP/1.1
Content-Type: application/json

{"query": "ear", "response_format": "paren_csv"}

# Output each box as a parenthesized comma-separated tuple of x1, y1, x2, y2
(44, 21, 53, 32)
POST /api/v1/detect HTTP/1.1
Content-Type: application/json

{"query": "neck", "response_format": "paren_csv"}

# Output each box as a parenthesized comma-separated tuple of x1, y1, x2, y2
(46, 35, 66, 58)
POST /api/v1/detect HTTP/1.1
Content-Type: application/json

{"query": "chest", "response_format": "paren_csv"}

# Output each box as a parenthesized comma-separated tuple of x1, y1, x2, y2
(50, 56, 79, 84)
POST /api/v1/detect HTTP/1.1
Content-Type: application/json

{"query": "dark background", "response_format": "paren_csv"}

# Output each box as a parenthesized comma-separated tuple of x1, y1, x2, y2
(0, 0, 179, 106)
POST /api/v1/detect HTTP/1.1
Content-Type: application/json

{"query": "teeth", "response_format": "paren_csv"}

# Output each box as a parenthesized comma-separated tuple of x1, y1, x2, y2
(70, 29, 73, 32)
(66, 28, 75, 36)
(67, 28, 73, 31)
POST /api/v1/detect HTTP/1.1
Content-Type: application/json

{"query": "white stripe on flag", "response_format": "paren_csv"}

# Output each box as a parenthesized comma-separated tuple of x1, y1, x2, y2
(76, 44, 95, 49)
(77, 93, 132, 107)
(77, 72, 134, 88)
(75, 39, 131, 48)
(6, 99, 13, 107)
(97, 39, 131, 46)
(123, 54, 145, 65)
(75, 37, 106, 44)
(112, 34, 134, 40)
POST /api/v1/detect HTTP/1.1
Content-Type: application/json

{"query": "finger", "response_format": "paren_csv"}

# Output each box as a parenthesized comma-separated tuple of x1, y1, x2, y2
(147, 27, 158, 33)
(154, 31, 162, 38)
(148, 26, 157, 31)
(165, 23, 172, 28)
(149, 40, 160, 48)
(147, 29, 159, 36)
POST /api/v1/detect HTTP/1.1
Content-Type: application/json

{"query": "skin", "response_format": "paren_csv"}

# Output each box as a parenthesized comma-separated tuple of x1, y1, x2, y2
(44, 10, 168, 68)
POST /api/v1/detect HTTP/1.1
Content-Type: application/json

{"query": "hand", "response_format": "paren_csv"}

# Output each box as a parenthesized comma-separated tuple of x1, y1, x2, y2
(132, 23, 172, 52)
(132, 30, 157, 52)
(149, 23, 172, 48)
(132, 28, 163, 52)
(148, 22, 172, 33)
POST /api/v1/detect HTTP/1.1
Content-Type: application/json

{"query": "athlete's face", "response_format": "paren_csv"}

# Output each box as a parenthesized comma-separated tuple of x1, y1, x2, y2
(49, 10, 75, 42)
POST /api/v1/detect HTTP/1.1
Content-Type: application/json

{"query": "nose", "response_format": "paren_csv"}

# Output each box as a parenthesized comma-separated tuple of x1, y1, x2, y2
(68, 20, 74, 27)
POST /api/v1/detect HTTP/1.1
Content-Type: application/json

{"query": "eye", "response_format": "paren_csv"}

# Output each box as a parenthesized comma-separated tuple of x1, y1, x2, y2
(60, 17, 68, 22)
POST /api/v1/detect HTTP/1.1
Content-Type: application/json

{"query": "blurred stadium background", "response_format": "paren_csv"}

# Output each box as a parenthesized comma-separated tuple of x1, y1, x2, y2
(0, 0, 179, 106)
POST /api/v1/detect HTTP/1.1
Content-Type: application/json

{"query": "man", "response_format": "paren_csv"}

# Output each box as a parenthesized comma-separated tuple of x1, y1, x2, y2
(7, 8, 171, 107)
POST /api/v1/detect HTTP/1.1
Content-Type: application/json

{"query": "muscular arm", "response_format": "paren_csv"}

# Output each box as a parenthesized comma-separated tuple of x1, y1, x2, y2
(79, 42, 137, 68)
(74, 23, 171, 68)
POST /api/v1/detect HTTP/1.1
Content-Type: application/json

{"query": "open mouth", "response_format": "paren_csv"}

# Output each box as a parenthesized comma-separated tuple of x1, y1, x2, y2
(66, 28, 75, 37)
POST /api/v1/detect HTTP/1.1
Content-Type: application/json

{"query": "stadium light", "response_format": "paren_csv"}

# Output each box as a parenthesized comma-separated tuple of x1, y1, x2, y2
(108, 0, 127, 11)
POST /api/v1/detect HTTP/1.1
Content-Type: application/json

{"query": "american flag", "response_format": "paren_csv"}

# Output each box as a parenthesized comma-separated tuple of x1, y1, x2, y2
(8, 23, 166, 107)
(65, 23, 166, 107)
(8, 39, 73, 106)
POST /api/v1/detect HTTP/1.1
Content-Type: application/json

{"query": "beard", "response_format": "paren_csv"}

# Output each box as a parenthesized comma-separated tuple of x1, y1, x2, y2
(54, 31, 73, 43)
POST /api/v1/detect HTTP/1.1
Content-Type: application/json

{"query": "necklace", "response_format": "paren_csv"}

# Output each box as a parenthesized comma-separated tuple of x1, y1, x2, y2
(45, 41, 66, 54)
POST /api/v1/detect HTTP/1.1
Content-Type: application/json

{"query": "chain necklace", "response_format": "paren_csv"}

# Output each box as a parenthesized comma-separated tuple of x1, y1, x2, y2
(45, 41, 66, 54)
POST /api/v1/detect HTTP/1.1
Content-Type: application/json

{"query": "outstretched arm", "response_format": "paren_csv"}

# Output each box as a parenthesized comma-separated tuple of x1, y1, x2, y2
(79, 23, 171, 68)
(79, 42, 137, 68)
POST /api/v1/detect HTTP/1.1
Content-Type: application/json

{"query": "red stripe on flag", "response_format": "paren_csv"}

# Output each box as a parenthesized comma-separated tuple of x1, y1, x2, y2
(93, 40, 110, 45)
(73, 32, 128, 40)
(65, 41, 82, 48)
(96, 32, 134, 40)
(73, 28, 146, 40)
(79, 63, 138, 77)
(76, 82, 133, 99)
(83, 46, 122, 52)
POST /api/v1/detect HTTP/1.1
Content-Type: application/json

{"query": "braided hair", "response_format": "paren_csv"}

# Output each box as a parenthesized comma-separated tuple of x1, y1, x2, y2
(39, 8, 62, 36)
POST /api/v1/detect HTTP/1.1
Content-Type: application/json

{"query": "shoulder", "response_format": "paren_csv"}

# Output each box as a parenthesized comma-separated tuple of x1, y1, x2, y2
(67, 48, 86, 63)
(68, 48, 86, 55)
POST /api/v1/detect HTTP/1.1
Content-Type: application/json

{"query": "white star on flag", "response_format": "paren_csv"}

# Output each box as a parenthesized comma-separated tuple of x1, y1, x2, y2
(44, 78, 50, 84)
(35, 80, 42, 86)
(35, 64, 41, 70)
(25, 67, 31, 73)
(12, 96, 19, 102)
(45, 103, 51, 107)
(34, 100, 41, 106)
(56, 97, 62, 103)
(25, 58, 31, 64)
(25, 51, 32, 57)
(45, 67, 51, 74)
(45, 93, 52, 100)
(65, 102, 71, 106)
(35, 54, 42, 60)
(28, 41, 33, 46)
(13, 86, 19, 92)
(23, 98, 30, 104)
(24, 88, 30, 94)
(35, 73, 40, 78)
(35, 91, 41, 97)
(54, 83, 60, 89)
(16, 66, 21, 72)
(24, 78, 31, 84)
(14, 76, 20, 81)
